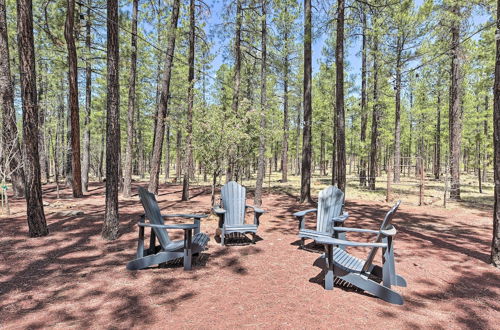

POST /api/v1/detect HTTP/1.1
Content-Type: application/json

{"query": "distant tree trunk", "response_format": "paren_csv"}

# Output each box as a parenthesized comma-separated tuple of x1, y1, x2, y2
(176, 128, 182, 180)
(369, 34, 380, 191)
(227, 0, 242, 182)
(254, 0, 267, 207)
(123, 0, 138, 198)
(148, 0, 180, 194)
(434, 91, 441, 179)
(335, 0, 345, 191)
(82, 0, 92, 192)
(295, 105, 301, 175)
(0, 0, 25, 197)
(102, 0, 120, 240)
(164, 125, 170, 181)
(17, 0, 48, 236)
(359, 9, 368, 187)
(182, 0, 195, 201)
(281, 53, 289, 183)
(300, 0, 313, 203)
(37, 67, 47, 183)
(492, 0, 500, 267)
(449, 5, 462, 200)
(393, 36, 402, 183)
(64, 0, 83, 198)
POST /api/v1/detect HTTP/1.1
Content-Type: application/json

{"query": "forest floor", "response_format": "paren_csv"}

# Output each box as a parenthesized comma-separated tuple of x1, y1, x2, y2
(0, 180, 499, 329)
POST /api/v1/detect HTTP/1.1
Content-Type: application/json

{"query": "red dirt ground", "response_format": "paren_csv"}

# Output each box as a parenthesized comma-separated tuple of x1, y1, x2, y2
(0, 182, 499, 329)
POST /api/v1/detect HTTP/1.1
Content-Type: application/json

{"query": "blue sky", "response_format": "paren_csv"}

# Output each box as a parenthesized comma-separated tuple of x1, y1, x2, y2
(204, 0, 492, 91)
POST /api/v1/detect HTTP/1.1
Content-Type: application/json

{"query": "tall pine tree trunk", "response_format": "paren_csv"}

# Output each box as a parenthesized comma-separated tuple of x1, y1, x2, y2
(123, 0, 138, 198)
(434, 91, 441, 179)
(0, 0, 25, 197)
(182, 0, 195, 201)
(369, 34, 380, 191)
(17, 0, 48, 236)
(300, 0, 313, 203)
(148, 0, 180, 194)
(335, 0, 345, 191)
(102, 0, 120, 240)
(64, 0, 83, 197)
(393, 37, 402, 183)
(492, 0, 500, 267)
(359, 9, 368, 187)
(82, 0, 92, 192)
(254, 0, 267, 206)
(281, 53, 289, 183)
(449, 5, 462, 200)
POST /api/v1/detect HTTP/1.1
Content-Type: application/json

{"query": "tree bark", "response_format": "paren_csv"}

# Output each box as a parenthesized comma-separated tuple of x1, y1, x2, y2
(335, 0, 345, 191)
(148, 0, 180, 194)
(393, 36, 402, 183)
(359, 8, 368, 187)
(123, 0, 138, 198)
(102, 0, 120, 240)
(449, 5, 462, 200)
(492, 0, 500, 267)
(17, 0, 48, 236)
(0, 0, 25, 197)
(369, 34, 380, 191)
(64, 0, 83, 197)
(254, 0, 267, 207)
(281, 52, 289, 183)
(182, 0, 195, 201)
(82, 0, 92, 192)
(300, 0, 313, 203)
(434, 91, 441, 179)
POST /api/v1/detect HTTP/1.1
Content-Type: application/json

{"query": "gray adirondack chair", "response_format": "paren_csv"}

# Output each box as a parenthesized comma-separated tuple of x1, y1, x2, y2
(314, 201, 407, 305)
(213, 181, 264, 245)
(293, 186, 348, 248)
(126, 187, 210, 271)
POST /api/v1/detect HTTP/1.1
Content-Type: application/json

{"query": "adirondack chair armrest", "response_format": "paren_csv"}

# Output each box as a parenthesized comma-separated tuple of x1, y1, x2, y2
(212, 207, 226, 214)
(380, 226, 397, 236)
(138, 222, 198, 230)
(293, 208, 317, 218)
(315, 236, 387, 248)
(245, 204, 265, 214)
(332, 226, 380, 234)
(161, 214, 208, 219)
(246, 205, 264, 225)
(332, 212, 349, 223)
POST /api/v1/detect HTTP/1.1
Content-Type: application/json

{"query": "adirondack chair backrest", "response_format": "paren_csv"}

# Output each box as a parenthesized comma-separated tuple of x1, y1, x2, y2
(316, 186, 344, 234)
(138, 187, 171, 246)
(221, 181, 246, 226)
(361, 200, 401, 272)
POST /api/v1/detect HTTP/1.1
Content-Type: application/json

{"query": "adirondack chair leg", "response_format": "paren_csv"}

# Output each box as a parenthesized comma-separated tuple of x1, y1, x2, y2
(300, 238, 305, 249)
(137, 225, 145, 258)
(324, 245, 334, 290)
(340, 273, 404, 305)
(220, 231, 225, 246)
(183, 229, 193, 271)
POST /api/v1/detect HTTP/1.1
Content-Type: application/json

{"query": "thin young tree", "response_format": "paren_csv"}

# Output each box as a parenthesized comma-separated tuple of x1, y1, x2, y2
(300, 0, 313, 203)
(148, 0, 180, 195)
(64, 0, 83, 197)
(491, 0, 500, 268)
(182, 0, 195, 201)
(102, 0, 120, 240)
(359, 7, 368, 187)
(254, 0, 267, 207)
(17, 0, 48, 236)
(123, 0, 139, 198)
(0, 0, 25, 197)
(369, 32, 380, 191)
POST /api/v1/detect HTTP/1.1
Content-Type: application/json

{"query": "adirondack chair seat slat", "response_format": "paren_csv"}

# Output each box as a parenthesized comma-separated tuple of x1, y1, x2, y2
(312, 201, 407, 305)
(215, 181, 264, 245)
(126, 188, 209, 271)
(294, 186, 347, 248)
